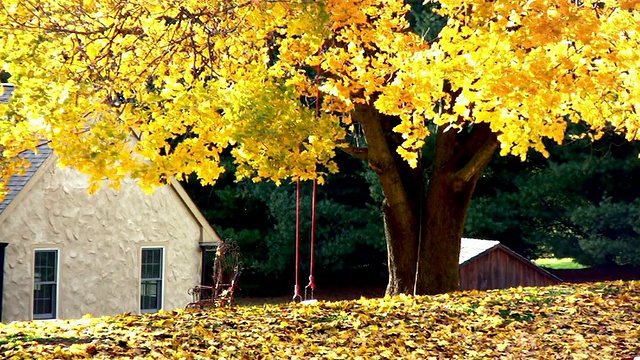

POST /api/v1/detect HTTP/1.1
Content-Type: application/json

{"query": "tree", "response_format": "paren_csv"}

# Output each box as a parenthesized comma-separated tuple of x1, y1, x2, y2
(1, 0, 639, 295)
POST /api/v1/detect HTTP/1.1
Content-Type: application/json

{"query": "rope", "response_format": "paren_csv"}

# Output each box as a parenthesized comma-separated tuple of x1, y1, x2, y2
(305, 179, 317, 301)
(296, 48, 323, 303)
(304, 51, 322, 301)
(293, 179, 302, 301)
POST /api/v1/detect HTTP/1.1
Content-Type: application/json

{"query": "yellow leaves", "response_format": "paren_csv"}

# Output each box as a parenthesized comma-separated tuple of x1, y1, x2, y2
(0, 0, 639, 189)
(425, 0, 640, 159)
(396, 147, 419, 168)
(325, 0, 369, 29)
(1, 281, 639, 358)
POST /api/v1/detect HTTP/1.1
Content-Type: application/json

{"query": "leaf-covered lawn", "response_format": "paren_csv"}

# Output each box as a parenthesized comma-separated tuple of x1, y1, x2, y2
(2, 281, 639, 359)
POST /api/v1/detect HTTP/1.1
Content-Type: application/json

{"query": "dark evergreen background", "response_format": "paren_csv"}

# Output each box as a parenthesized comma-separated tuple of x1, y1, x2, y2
(182, 129, 640, 296)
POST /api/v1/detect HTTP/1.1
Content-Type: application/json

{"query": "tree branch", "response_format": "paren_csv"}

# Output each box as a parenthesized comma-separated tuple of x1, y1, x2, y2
(338, 143, 368, 161)
(454, 127, 498, 183)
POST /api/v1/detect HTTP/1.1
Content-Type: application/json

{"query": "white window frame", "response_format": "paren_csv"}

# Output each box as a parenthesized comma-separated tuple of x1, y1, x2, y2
(33, 248, 60, 320)
(140, 246, 165, 313)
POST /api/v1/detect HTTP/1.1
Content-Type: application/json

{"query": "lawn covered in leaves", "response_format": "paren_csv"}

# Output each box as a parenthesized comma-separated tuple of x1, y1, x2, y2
(1, 281, 639, 359)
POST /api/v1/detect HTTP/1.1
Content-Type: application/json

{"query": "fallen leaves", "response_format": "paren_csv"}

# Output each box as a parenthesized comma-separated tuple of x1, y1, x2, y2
(1, 281, 639, 359)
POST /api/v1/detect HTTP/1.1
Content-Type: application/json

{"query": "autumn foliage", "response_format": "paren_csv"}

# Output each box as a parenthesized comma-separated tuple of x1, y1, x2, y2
(0, 281, 639, 359)
(1, 0, 639, 190)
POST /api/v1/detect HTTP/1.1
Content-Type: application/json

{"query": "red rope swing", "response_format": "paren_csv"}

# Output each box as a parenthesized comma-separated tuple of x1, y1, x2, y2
(292, 178, 318, 303)
(293, 179, 302, 301)
(306, 179, 317, 301)
(292, 51, 322, 303)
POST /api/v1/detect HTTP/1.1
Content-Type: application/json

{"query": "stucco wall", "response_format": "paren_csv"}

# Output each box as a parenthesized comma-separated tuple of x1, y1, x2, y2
(0, 162, 206, 322)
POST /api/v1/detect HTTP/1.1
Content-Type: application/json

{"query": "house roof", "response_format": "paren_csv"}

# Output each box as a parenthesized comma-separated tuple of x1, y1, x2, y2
(460, 237, 562, 282)
(0, 143, 53, 216)
(1, 83, 51, 216)
(0, 83, 14, 103)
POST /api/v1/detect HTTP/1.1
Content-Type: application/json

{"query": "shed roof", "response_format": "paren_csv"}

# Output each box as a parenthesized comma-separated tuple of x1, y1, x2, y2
(459, 238, 500, 265)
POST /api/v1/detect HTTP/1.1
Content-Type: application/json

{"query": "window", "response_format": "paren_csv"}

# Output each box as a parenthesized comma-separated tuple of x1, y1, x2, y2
(33, 249, 58, 320)
(140, 247, 164, 312)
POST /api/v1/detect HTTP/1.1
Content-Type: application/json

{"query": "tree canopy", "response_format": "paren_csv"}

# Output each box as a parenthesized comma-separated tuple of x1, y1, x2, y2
(1, 0, 639, 194)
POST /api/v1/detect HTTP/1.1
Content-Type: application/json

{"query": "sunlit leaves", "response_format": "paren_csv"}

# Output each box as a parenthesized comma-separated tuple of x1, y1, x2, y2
(0, 0, 341, 194)
(433, 0, 640, 159)
(0, 281, 639, 358)
(0, 0, 639, 191)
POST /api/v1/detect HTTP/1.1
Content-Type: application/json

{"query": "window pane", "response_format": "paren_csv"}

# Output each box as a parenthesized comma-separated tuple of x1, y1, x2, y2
(142, 264, 149, 279)
(142, 281, 157, 296)
(141, 281, 159, 310)
(141, 248, 163, 312)
(35, 251, 56, 282)
(34, 284, 54, 315)
(149, 263, 159, 278)
(141, 249, 161, 279)
(34, 250, 57, 319)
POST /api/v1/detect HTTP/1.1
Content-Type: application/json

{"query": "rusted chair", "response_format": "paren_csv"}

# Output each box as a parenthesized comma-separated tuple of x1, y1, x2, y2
(186, 239, 242, 309)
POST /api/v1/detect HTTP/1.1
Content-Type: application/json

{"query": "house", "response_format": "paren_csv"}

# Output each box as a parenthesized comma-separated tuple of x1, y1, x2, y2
(0, 86, 221, 321)
(0, 143, 220, 322)
(459, 238, 562, 291)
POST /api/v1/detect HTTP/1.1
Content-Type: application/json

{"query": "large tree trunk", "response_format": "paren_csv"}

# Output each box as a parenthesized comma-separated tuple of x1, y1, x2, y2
(415, 124, 498, 294)
(353, 105, 422, 294)
(351, 105, 498, 296)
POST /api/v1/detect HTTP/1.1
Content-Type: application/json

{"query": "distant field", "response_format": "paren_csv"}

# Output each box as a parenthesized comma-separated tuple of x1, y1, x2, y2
(533, 257, 589, 269)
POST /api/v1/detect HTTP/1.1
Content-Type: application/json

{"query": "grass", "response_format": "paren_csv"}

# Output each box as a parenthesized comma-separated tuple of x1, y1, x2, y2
(533, 257, 589, 269)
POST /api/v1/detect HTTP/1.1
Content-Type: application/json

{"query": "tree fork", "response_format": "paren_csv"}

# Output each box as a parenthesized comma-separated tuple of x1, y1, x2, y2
(415, 123, 499, 295)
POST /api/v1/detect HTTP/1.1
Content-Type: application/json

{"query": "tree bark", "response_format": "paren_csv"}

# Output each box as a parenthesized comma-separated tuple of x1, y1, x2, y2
(415, 123, 499, 294)
(352, 105, 423, 295)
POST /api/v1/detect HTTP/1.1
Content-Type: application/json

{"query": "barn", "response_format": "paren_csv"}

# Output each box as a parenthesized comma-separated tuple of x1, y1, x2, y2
(459, 238, 562, 291)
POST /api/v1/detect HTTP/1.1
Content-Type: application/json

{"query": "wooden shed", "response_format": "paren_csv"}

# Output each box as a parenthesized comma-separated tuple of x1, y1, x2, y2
(459, 238, 562, 291)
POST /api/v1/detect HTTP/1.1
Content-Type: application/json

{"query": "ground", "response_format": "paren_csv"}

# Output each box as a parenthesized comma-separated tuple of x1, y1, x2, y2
(3, 281, 639, 359)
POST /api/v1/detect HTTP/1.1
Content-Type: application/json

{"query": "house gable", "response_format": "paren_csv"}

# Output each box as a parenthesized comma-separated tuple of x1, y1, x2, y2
(169, 179, 219, 243)
(1, 84, 218, 241)
(0, 144, 54, 225)
(0, 145, 220, 243)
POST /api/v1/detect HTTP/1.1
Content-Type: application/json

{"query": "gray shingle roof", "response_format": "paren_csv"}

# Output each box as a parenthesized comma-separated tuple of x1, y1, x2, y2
(0, 83, 14, 103)
(0, 144, 53, 216)
(1, 83, 55, 216)
(459, 238, 500, 265)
